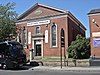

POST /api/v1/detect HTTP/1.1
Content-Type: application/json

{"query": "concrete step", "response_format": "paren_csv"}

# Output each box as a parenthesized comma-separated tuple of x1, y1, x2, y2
(33, 56, 42, 60)
(90, 59, 100, 66)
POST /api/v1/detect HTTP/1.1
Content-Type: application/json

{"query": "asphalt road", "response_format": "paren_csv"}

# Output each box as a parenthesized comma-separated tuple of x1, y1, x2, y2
(0, 69, 100, 75)
(0, 65, 100, 75)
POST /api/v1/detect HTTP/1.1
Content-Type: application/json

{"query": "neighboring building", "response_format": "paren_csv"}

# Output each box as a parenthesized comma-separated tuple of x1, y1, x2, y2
(16, 3, 86, 58)
(88, 9, 100, 58)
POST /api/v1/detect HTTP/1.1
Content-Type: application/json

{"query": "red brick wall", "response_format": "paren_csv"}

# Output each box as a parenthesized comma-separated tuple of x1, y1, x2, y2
(89, 14, 100, 58)
(68, 17, 85, 46)
(16, 17, 68, 57)
(16, 4, 86, 58)
(16, 16, 85, 57)
(43, 17, 67, 57)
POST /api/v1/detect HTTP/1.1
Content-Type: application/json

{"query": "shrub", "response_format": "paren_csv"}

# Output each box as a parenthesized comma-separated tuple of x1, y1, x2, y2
(67, 35, 90, 59)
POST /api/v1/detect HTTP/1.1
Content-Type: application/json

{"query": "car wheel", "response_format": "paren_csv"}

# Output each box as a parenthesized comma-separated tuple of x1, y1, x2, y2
(1, 63, 7, 70)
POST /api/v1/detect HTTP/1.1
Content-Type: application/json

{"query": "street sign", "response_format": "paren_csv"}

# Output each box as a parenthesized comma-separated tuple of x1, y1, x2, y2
(61, 28, 65, 47)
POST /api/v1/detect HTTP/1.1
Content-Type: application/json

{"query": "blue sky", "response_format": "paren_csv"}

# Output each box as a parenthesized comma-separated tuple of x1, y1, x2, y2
(1, 0, 100, 38)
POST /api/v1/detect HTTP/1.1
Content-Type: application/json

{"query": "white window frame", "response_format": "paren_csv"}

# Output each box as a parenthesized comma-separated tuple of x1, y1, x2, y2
(35, 26, 41, 34)
(23, 29, 27, 48)
(50, 23, 57, 48)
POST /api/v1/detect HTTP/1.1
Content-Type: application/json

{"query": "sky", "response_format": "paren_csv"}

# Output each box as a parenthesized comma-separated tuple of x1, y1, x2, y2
(0, 0, 100, 38)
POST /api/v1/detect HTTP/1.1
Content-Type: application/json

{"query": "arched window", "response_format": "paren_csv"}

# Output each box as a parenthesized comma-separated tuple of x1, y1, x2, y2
(36, 27, 40, 34)
(51, 24, 57, 47)
(22, 27, 27, 48)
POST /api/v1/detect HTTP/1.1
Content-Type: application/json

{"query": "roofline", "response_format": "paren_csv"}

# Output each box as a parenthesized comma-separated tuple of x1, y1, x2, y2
(87, 12, 100, 16)
(68, 11, 86, 30)
(18, 3, 67, 20)
(17, 3, 38, 20)
(37, 3, 67, 13)
(16, 13, 67, 23)
(87, 8, 100, 15)
(17, 3, 86, 31)
(17, 11, 86, 31)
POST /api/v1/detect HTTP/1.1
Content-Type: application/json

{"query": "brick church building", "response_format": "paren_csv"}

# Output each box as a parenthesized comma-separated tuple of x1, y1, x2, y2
(88, 9, 100, 58)
(16, 3, 86, 58)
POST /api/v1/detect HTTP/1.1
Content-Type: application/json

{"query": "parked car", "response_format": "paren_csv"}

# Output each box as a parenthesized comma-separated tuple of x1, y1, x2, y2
(0, 41, 26, 69)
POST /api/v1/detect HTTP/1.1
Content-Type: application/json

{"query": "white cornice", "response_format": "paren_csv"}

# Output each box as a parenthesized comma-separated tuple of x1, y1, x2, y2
(16, 14, 67, 23)
(88, 13, 100, 17)
(37, 3, 67, 13)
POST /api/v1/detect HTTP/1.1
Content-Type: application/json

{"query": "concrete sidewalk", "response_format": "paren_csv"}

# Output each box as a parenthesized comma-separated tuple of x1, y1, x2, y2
(29, 66, 100, 72)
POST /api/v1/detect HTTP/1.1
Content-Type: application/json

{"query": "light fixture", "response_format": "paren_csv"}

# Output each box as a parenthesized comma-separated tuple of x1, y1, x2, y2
(92, 19, 96, 24)
(92, 19, 99, 27)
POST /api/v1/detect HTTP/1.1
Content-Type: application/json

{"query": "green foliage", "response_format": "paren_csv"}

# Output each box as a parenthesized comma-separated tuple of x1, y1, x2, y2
(0, 2, 17, 41)
(67, 35, 90, 59)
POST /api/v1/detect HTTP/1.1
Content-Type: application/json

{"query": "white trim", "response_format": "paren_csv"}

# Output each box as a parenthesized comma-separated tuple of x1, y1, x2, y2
(33, 37, 44, 40)
(50, 14, 67, 19)
(41, 39, 43, 57)
(32, 38, 44, 57)
(28, 32, 31, 44)
(16, 22, 27, 24)
(45, 30, 48, 43)
(17, 14, 67, 24)
(37, 3, 67, 13)
(32, 40, 34, 49)
(88, 13, 100, 16)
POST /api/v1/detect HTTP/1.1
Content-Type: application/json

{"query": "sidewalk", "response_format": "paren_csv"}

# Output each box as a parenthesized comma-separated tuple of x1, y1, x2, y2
(29, 66, 100, 72)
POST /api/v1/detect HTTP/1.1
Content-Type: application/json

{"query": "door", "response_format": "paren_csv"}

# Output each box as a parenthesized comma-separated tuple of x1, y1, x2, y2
(36, 45, 41, 56)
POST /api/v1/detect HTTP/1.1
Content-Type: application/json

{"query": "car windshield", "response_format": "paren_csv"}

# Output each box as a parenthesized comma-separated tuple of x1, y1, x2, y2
(9, 43, 25, 56)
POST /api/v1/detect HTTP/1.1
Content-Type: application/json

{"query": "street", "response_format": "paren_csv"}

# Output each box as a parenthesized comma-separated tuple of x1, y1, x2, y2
(0, 69, 100, 75)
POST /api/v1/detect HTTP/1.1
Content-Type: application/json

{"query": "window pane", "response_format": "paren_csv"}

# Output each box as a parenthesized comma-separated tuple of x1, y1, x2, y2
(52, 25, 56, 46)
(36, 27, 40, 34)
(22, 30, 27, 47)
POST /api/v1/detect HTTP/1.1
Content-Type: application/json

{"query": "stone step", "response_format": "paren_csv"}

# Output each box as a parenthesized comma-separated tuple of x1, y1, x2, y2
(90, 60, 100, 66)
(33, 56, 42, 60)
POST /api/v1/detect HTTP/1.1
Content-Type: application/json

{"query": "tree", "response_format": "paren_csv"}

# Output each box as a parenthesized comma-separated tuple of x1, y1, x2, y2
(67, 35, 90, 59)
(0, 2, 17, 41)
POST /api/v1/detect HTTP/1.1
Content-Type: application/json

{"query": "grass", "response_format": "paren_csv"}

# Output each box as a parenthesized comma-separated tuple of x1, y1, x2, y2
(42, 57, 89, 61)
(43, 57, 65, 61)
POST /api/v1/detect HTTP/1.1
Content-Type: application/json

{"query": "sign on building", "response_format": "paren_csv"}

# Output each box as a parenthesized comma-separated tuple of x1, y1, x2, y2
(45, 30, 48, 43)
(27, 20, 50, 26)
(92, 32, 100, 37)
(93, 38, 100, 47)
(28, 32, 31, 44)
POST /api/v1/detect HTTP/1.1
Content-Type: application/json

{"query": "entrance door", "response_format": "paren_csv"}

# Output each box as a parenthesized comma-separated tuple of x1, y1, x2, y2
(36, 45, 41, 56)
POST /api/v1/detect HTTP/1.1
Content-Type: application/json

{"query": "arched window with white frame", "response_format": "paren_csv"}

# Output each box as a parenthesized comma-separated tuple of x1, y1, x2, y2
(35, 26, 40, 34)
(51, 23, 57, 47)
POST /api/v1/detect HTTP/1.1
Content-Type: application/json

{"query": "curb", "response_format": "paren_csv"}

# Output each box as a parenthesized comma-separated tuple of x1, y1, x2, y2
(30, 68, 100, 72)
(29, 66, 100, 72)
